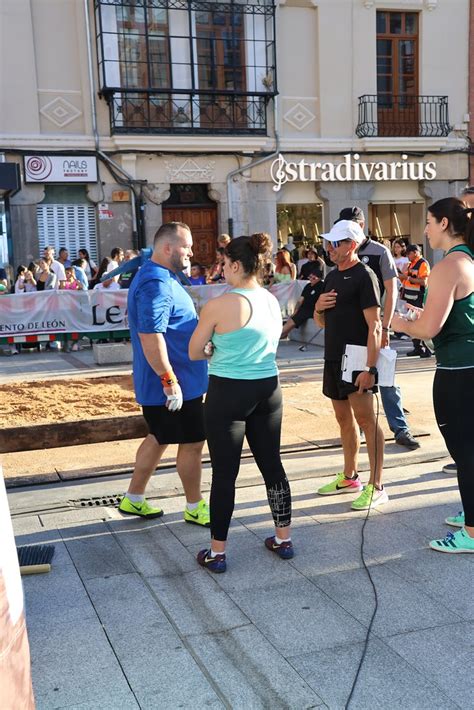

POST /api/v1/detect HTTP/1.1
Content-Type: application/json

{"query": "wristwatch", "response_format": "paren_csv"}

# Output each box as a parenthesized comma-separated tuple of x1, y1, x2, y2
(364, 366, 378, 376)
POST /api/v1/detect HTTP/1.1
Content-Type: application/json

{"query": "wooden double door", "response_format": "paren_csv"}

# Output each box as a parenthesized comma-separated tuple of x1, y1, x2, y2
(162, 205, 217, 266)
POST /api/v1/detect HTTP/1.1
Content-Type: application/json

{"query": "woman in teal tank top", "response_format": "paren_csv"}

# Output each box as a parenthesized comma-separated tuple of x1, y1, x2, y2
(392, 197, 474, 553)
(189, 233, 293, 572)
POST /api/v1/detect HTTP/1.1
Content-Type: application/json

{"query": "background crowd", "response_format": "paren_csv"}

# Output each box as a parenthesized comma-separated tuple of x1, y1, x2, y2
(0, 224, 414, 300)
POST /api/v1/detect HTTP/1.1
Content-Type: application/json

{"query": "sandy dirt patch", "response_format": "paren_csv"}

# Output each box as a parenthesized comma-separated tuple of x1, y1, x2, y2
(2, 376, 140, 427)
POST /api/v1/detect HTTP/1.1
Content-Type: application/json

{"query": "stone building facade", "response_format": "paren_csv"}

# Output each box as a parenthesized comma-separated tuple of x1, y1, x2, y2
(0, 0, 470, 270)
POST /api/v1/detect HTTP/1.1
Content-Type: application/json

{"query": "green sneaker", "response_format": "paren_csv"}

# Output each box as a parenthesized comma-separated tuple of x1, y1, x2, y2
(317, 472, 363, 496)
(430, 528, 474, 554)
(445, 511, 465, 528)
(184, 499, 210, 527)
(118, 496, 164, 519)
(351, 484, 389, 511)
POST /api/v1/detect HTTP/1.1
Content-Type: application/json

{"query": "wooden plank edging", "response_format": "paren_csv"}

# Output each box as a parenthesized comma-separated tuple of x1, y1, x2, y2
(1, 416, 148, 454)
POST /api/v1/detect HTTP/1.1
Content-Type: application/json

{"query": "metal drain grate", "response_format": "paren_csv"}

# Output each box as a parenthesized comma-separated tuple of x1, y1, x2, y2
(70, 494, 122, 509)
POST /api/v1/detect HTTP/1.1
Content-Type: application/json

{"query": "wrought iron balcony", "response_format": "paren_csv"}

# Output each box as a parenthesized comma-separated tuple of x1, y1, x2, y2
(356, 95, 451, 138)
(103, 89, 270, 135)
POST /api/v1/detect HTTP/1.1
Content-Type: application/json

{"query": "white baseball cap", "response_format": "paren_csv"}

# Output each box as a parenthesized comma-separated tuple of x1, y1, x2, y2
(322, 220, 366, 245)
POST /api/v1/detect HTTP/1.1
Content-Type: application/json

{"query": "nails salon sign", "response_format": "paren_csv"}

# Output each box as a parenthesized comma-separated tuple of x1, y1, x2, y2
(270, 153, 437, 192)
(24, 155, 98, 183)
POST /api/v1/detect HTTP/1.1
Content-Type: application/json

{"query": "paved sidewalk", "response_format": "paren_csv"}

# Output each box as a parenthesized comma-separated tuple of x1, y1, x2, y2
(10, 453, 472, 710)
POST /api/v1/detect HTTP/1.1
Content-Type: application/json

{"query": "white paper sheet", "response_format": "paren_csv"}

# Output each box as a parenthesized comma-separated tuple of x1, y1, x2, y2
(341, 345, 397, 387)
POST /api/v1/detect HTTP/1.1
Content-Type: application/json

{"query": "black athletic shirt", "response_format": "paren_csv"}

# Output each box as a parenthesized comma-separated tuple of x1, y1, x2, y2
(322, 262, 380, 361)
(300, 280, 324, 314)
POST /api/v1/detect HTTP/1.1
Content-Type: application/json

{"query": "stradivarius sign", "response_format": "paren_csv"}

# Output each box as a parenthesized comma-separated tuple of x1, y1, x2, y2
(270, 153, 437, 192)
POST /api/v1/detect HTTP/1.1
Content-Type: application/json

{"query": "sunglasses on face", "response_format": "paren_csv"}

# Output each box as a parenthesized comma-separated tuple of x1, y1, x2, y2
(324, 238, 352, 249)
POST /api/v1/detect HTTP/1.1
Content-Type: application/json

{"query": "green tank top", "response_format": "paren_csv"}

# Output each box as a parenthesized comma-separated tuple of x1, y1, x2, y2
(208, 287, 282, 380)
(432, 244, 474, 368)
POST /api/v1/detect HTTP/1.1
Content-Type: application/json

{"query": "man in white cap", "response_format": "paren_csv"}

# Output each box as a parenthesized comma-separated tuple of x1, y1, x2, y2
(338, 205, 420, 450)
(314, 220, 388, 510)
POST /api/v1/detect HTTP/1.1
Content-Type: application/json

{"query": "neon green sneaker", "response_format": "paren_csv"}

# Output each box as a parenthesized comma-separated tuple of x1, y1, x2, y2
(118, 496, 164, 519)
(317, 472, 363, 496)
(430, 528, 474, 554)
(445, 511, 465, 528)
(351, 484, 389, 511)
(184, 499, 210, 527)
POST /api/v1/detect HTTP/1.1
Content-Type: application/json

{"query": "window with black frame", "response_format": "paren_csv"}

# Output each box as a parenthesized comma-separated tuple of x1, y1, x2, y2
(113, 4, 171, 128)
(94, 0, 276, 135)
(195, 9, 247, 128)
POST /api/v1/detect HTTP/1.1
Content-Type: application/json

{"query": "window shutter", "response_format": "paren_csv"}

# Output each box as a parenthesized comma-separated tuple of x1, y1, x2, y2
(37, 204, 98, 262)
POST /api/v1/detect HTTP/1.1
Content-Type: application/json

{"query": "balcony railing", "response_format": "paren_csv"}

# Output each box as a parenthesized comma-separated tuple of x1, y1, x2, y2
(103, 89, 270, 136)
(356, 95, 451, 138)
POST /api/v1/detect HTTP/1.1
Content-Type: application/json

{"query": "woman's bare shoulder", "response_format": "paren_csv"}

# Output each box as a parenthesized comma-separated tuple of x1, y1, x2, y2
(432, 251, 471, 274)
(202, 291, 240, 312)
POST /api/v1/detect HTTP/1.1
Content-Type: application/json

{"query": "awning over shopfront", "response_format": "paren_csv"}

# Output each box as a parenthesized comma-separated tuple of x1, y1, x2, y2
(0, 163, 20, 197)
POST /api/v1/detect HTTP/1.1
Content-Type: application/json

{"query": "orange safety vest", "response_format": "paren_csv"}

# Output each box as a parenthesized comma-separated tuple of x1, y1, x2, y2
(402, 257, 429, 299)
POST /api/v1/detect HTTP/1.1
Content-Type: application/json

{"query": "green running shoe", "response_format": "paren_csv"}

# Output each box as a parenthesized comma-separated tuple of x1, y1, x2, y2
(430, 528, 474, 554)
(317, 472, 363, 496)
(445, 511, 465, 528)
(184, 499, 210, 527)
(351, 484, 389, 511)
(118, 496, 164, 519)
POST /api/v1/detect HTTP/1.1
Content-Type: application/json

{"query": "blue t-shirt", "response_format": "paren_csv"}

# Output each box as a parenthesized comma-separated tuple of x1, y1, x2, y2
(189, 276, 206, 285)
(127, 260, 208, 406)
(73, 266, 88, 291)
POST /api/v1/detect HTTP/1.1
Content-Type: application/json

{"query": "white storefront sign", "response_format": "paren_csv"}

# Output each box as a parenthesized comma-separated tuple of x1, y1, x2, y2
(270, 153, 437, 192)
(0, 282, 304, 336)
(24, 155, 98, 183)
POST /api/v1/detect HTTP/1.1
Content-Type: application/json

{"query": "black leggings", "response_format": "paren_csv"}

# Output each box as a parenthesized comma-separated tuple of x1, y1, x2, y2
(204, 375, 291, 541)
(433, 368, 474, 526)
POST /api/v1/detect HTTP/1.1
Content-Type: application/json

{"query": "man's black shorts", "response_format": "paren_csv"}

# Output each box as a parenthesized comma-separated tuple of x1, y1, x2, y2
(323, 360, 359, 401)
(142, 397, 205, 445)
(291, 309, 312, 329)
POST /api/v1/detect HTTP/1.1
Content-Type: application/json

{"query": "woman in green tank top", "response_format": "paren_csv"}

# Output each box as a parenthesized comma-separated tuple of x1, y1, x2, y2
(189, 233, 293, 573)
(392, 197, 474, 554)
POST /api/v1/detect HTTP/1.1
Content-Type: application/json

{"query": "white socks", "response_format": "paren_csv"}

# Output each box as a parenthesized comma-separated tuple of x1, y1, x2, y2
(126, 493, 144, 503)
(275, 535, 291, 545)
(186, 501, 199, 511)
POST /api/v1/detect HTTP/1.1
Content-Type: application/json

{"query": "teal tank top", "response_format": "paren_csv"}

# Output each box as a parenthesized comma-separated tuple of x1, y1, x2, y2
(432, 244, 474, 368)
(208, 287, 282, 380)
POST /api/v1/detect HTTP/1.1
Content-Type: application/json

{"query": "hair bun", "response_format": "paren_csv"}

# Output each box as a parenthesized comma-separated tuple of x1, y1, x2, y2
(249, 232, 272, 255)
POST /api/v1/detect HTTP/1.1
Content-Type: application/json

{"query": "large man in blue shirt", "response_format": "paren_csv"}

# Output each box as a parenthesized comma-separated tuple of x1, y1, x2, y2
(119, 222, 209, 525)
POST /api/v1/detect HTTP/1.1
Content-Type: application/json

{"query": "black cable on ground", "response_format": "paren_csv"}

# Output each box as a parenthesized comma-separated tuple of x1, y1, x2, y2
(345, 392, 380, 709)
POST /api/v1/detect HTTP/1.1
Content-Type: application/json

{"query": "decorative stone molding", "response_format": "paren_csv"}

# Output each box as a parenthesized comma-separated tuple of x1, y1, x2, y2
(362, 0, 437, 8)
(39, 96, 82, 128)
(283, 102, 316, 131)
(10, 183, 45, 206)
(86, 184, 105, 204)
(208, 184, 225, 203)
(279, 1, 318, 6)
(143, 184, 170, 205)
(164, 158, 215, 183)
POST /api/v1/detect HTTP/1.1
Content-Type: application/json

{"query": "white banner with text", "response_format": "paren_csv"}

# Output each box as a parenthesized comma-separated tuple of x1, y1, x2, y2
(0, 282, 305, 336)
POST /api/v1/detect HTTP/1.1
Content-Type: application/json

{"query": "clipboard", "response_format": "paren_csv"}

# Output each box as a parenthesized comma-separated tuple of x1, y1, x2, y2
(341, 344, 397, 387)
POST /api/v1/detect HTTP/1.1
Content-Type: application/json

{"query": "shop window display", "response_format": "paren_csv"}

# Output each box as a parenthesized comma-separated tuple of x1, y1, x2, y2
(277, 203, 324, 252)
